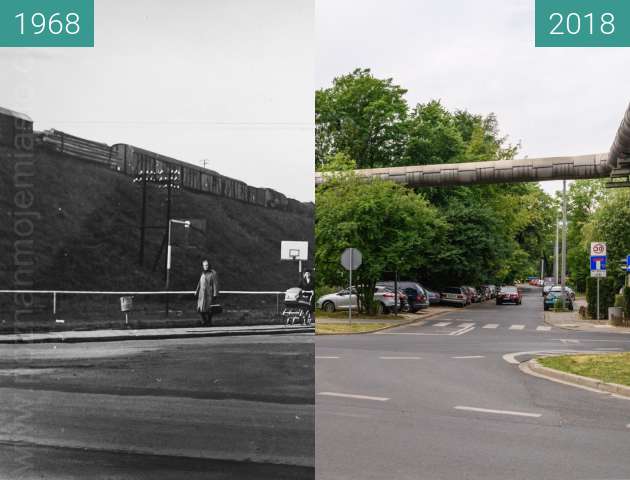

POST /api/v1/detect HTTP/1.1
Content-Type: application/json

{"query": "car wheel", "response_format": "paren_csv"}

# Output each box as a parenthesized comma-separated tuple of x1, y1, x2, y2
(322, 302, 335, 313)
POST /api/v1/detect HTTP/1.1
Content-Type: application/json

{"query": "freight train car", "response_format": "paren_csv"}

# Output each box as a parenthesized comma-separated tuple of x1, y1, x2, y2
(0, 107, 33, 148)
(28, 124, 306, 213)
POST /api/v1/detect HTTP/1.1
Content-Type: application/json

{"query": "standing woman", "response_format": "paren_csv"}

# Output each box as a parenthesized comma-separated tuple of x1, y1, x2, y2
(195, 259, 219, 325)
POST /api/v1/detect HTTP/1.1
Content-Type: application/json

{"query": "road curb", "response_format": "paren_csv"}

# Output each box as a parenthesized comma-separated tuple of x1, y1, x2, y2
(525, 357, 630, 399)
(0, 326, 314, 344)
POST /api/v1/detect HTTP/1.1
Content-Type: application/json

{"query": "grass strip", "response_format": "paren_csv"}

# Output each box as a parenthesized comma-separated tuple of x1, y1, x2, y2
(539, 353, 630, 387)
(316, 322, 394, 335)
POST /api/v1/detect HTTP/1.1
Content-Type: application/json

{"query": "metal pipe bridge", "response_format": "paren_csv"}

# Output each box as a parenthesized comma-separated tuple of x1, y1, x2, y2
(315, 102, 630, 188)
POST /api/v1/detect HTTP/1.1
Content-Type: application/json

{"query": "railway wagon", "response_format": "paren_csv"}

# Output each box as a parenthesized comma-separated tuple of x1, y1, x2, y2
(111, 143, 269, 205)
(0, 107, 33, 148)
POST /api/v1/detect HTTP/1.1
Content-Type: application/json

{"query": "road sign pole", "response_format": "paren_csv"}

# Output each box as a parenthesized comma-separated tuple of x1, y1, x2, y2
(349, 254, 352, 326)
(560, 179, 567, 304)
(597, 277, 600, 321)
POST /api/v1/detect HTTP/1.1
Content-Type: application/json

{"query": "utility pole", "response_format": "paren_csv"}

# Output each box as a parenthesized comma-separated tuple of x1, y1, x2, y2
(560, 179, 568, 304)
(554, 216, 559, 284)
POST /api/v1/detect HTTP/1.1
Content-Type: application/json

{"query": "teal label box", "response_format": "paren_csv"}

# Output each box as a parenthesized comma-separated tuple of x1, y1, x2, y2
(0, 0, 94, 47)
(536, 0, 630, 47)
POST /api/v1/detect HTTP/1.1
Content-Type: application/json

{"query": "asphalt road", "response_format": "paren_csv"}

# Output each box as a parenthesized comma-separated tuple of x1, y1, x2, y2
(316, 287, 630, 480)
(0, 334, 314, 480)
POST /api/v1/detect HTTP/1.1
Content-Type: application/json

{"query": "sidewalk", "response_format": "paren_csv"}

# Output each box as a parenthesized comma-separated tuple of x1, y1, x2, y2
(544, 298, 630, 334)
(0, 324, 314, 344)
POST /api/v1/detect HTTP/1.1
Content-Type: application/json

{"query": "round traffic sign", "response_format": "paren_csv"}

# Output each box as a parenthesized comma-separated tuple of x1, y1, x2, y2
(341, 248, 362, 271)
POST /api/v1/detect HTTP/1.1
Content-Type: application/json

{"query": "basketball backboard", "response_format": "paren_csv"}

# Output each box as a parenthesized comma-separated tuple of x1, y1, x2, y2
(281, 241, 309, 261)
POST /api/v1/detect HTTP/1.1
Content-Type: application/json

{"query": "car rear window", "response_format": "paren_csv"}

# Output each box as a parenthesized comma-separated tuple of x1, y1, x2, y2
(443, 287, 461, 294)
(501, 287, 517, 293)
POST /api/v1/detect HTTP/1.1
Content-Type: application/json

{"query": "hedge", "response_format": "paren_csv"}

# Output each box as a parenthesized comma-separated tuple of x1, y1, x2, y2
(585, 277, 616, 320)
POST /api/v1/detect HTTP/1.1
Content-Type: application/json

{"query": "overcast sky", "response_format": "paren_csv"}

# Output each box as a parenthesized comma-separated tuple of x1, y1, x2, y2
(317, 0, 629, 195)
(0, 0, 314, 201)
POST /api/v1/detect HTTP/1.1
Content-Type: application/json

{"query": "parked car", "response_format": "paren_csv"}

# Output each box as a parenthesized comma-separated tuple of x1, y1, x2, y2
(547, 285, 576, 301)
(544, 291, 574, 311)
(462, 286, 479, 304)
(377, 281, 429, 312)
(317, 286, 406, 314)
(481, 285, 497, 299)
(420, 285, 441, 305)
(373, 285, 407, 314)
(474, 286, 487, 302)
(316, 288, 357, 313)
(440, 287, 468, 307)
(496, 285, 522, 305)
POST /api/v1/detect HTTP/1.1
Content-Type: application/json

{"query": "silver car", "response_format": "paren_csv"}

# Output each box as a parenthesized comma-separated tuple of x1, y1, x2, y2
(316, 288, 358, 313)
(316, 286, 405, 314)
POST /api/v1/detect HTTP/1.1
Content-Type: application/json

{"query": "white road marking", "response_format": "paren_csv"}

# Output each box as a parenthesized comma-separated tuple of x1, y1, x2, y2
(316, 356, 340, 359)
(560, 339, 581, 345)
(318, 392, 390, 402)
(451, 325, 476, 336)
(454, 406, 542, 418)
(536, 326, 552, 331)
(379, 356, 422, 360)
(452, 355, 485, 359)
(483, 324, 499, 329)
(509, 325, 525, 330)
(434, 322, 451, 327)
(458, 322, 475, 327)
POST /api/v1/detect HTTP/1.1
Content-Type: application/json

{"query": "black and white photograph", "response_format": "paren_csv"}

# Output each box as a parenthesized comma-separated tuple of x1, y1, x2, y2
(0, 1, 314, 478)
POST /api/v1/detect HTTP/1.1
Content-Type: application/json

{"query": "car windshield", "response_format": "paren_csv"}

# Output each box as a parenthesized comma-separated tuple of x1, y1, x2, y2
(501, 287, 517, 293)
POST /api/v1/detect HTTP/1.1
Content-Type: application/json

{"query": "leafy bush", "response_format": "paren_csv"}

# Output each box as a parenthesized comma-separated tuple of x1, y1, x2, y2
(615, 294, 625, 308)
(586, 277, 616, 320)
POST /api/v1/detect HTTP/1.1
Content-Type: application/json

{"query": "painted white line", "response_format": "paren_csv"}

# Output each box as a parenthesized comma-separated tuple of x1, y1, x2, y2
(509, 325, 525, 330)
(627, 423, 630, 428)
(560, 339, 580, 345)
(452, 355, 485, 359)
(451, 326, 476, 336)
(318, 392, 390, 402)
(483, 324, 499, 329)
(379, 356, 422, 360)
(454, 406, 542, 418)
(536, 326, 551, 332)
(316, 356, 340, 359)
(458, 322, 475, 327)
(434, 322, 451, 327)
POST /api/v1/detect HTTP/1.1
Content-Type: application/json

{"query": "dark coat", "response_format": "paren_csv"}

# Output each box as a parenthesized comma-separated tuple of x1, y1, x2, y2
(196, 270, 219, 312)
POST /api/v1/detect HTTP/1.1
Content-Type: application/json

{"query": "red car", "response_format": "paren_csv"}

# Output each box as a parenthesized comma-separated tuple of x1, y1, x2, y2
(496, 286, 522, 305)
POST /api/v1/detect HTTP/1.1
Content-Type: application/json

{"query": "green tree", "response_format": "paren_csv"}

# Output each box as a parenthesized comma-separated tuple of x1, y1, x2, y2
(404, 101, 465, 166)
(316, 68, 408, 169)
(586, 189, 630, 289)
(565, 180, 606, 292)
(316, 175, 444, 313)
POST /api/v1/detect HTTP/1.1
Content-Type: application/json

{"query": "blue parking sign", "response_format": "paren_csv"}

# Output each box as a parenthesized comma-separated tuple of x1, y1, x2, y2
(627, 255, 630, 273)
(590, 256, 606, 271)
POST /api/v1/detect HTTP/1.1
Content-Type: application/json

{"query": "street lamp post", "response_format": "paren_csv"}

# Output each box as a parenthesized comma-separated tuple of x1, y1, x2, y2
(165, 218, 191, 316)
(560, 179, 568, 305)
